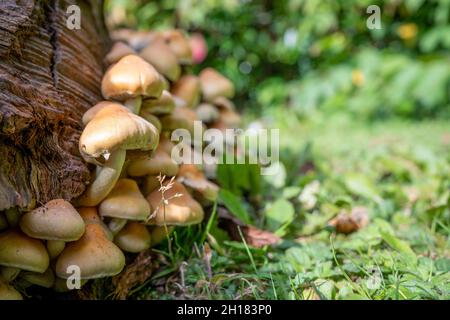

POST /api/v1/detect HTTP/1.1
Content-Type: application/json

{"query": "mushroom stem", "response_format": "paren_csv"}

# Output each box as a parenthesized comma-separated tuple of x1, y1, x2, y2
(75, 149, 126, 206)
(0, 267, 21, 282)
(124, 96, 142, 114)
(47, 240, 66, 260)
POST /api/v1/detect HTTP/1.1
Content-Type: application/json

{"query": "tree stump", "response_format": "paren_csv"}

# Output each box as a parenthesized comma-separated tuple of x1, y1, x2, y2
(0, 0, 110, 211)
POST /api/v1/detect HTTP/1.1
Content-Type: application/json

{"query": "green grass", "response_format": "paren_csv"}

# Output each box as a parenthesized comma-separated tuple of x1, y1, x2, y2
(100, 113, 450, 300)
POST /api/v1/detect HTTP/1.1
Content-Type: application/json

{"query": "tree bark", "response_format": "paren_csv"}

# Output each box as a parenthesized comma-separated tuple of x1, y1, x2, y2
(0, 0, 110, 211)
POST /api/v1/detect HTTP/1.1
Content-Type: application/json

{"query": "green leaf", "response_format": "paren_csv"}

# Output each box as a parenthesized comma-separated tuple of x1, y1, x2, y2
(218, 189, 252, 224)
(343, 173, 382, 203)
(379, 230, 417, 264)
(265, 199, 295, 232)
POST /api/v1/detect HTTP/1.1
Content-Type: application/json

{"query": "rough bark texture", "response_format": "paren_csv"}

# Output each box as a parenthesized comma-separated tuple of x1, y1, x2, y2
(0, 0, 110, 211)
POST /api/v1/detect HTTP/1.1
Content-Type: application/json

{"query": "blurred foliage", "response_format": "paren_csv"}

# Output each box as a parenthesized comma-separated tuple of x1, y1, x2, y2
(105, 0, 450, 119)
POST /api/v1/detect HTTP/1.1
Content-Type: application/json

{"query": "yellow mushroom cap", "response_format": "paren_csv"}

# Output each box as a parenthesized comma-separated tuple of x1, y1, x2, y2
(177, 164, 219, 202)
(55, 220, 125, 280)
(161, 30, 193, 65)
(140, 37, 181, 82)
(170, 75, 201, 109)
(0, 229, 49, 273)
(104, 42, 137, 65)
(19, 199, 85, 242)
(99, 179, 151, 221)
(199, 68, 235, 102)
(114, 222, 151, 253)
(146, 181, 204, 226)
(127, 145, 179, 177)
(141, 90, 176, 116)
(102, 54, 165, 101)
(79, 103, 159, 159)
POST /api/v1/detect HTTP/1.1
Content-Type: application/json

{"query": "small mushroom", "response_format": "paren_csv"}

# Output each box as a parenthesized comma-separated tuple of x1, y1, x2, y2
(149, 226, 174, 246)
(114, 222, 151, 253)
(170, 75, 201, 109)
(199, 68, 235, 102)
(146, 181, 204, 226)
(160, 30, 193, 65)
(141, 90, 175, 116)
(177, 164, 219, 203)
(0, 229, 49, 273)
(104, 42, 137, 65)
(78, 207, 113, 241)
(19, 199, 85, 242)
(102, 54, 165, 113)
(140, 37, 181, 81)
(99, 179, 150, 221)
(196, 103, 220, 123)
(127, 145, 179, 177)
(55, 212, 125, 280)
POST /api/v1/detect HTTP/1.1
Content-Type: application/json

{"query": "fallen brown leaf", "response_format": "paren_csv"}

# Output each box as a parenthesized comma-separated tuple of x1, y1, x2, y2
(217, 207, 281, 248)
(328, 206, 369, 234)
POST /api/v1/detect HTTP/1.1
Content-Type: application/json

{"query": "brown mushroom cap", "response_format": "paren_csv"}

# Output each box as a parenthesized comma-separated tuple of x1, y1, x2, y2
(170, 75, 201, 109)
(99, 179, 151, 221)
(19, 199, 85, 242)
(0, 278, 22, 300)
(161, 30, 193, 65)
(177, 164, 219, 202)
(141, 90, 176, 116)
(55, 215, 125, 280)
(110, 29, 156, 51)
(146, 181, 204, 226)
(212, 96, 236, 111)
(105, 42, 137, 65)
(0, 229, 49, 273)
(82, 101, 122, 126)
(217, 108, 241, 128)
(142, 175, 161, 197)
(78, 207, 114, 241)
(140, 37, 181, 81)
(149, 225, 174, 246)
(102, 54, 165, 101)
(114, 222, 151, 253)
(196, 103, 220, 123)
(127, 145, 179, 177)
(199, 68, 235, 102)
(160, 106, 201, 136)
(20, 267, 55, 288)
(79, 103, 159, 160)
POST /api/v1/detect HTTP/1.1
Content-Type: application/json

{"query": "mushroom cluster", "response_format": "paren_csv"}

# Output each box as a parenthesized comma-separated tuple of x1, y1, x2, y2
(0, 29, 240, 299)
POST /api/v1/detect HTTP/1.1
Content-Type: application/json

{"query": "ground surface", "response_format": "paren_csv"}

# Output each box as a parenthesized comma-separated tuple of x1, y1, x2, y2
(92, 114, 450, 300)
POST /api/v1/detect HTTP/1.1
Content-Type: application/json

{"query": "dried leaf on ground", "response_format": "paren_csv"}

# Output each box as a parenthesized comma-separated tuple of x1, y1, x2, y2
(328, 206, 369, 234)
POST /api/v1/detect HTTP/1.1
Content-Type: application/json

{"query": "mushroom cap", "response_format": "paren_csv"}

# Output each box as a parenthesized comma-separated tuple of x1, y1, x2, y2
(55, 222, 125, 280)
(196, 103, 220, 123)
(199, 68, 235, 102)
(149, 225, 174, 246)
(19, 199, 85, 242)
(82, 101, 122, 126)
(146, 181, 204, 226)
(160, 106, 200, 135)
(213, 96, 236, 111)
(107, 218, 127, 235)
(102, 54, 165, 101)
(0, 267, 21, 282)
(99, 179, 151, 221)
(0, 229, 49, 273)
(20, 267, 55, 288)
(141, 90, 176, 116)
(177, 164, 219, 202)
(110, 29, 156, 51)
(140, 37, 181, 81)
(217, 108, 241, 128)
(170, 75, 201, 109)
(114, 222, 151, 253)
(161, 30, 192, 64)
(142, 175, 161, 197)
(104, 42, 136, 65)
(127, 145, 179, 177)
(158, 135, 176, 155)
(0, 278, 22, 300)
(78, 207, 114, 241)
(79, 103, 159, 159)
